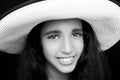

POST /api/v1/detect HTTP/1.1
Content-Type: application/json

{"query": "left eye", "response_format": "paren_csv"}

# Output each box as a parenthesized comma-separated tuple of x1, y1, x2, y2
(47, 34, 60, 40)
(72, 32, 83, 37)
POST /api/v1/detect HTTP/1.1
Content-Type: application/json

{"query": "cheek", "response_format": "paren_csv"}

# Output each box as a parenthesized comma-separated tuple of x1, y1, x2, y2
(42, 40, 61, 60)
(73, 39, 84, 55)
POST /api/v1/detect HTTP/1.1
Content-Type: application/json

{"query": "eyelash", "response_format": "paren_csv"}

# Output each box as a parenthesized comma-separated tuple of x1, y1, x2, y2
(47, 32, 83, 40)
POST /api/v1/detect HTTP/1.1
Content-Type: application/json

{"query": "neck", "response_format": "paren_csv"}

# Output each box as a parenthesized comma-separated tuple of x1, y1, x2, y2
(46, 63, 69, 80)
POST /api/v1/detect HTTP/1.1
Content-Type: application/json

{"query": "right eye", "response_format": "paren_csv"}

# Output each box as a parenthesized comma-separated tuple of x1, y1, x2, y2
(47, 34, 60, 40)
(72, 32, 83, 38)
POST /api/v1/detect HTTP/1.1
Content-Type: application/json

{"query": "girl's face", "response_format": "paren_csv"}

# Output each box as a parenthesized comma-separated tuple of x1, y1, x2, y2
(41, 19, 84, 73)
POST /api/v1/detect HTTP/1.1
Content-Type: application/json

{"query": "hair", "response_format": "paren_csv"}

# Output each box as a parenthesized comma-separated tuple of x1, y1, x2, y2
(17, 19, 111, 80)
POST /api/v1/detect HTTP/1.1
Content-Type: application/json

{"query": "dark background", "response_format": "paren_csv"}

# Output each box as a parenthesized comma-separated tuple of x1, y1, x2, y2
(0, 0, 120, 80)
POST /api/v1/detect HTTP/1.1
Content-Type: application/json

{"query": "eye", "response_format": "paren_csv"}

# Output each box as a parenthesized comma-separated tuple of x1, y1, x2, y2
(72, 32, 83, 38)
(47, 34, 60, 40)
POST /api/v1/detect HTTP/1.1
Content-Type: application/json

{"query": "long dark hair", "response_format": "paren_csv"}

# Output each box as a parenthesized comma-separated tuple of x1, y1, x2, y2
(17, 19, 111, 80)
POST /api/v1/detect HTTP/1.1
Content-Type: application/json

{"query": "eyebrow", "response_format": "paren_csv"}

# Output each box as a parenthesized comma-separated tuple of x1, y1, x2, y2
(44, 30, 61, 36)
(44, 28, 82, 36)
(72, 28, 82, 32)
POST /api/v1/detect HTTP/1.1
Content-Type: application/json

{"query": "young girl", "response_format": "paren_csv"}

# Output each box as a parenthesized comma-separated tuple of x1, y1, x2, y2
(17, 18, 111, 80)
(0, 0, 120, 80)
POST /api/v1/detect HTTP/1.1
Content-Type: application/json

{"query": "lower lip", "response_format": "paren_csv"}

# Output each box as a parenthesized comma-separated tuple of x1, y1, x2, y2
(56, 56, 75, 66)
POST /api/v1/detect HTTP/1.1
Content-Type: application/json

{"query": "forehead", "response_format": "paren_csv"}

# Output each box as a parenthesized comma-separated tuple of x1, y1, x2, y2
(41, 19, 82, 32)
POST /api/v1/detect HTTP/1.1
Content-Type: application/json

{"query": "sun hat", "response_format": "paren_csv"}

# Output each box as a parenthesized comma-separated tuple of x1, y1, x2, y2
(0, 0, 120, 54)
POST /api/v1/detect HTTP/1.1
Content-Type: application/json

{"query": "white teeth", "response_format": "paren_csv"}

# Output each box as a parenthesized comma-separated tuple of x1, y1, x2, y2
(57, 57, 74, 65)
(60, 57, 73, 62)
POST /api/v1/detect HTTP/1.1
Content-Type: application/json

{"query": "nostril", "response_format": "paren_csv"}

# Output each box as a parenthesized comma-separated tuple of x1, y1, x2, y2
(61, 49, 72, 55)
(61, 46, 73, 55)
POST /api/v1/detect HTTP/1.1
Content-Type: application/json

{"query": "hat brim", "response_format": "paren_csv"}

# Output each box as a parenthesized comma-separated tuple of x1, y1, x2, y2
(0, 0, 120, 54)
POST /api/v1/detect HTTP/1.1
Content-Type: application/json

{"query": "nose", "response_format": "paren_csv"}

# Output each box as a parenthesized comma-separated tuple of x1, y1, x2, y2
(61, 37, 73, 54)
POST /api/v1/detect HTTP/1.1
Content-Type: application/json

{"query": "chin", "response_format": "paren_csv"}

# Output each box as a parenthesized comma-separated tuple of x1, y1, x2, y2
(57, 65, 75, 74)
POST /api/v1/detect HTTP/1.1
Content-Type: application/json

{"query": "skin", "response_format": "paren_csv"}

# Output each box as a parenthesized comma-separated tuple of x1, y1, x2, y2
(40, 19, 84, 80)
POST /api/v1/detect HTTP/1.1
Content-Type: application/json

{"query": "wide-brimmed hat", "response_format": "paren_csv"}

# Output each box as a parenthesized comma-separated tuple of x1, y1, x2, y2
(0, 0, 120, 54)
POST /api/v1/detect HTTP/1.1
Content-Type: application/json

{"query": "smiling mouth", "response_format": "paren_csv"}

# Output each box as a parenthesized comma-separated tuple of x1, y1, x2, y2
(56, 56, 75, 65)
